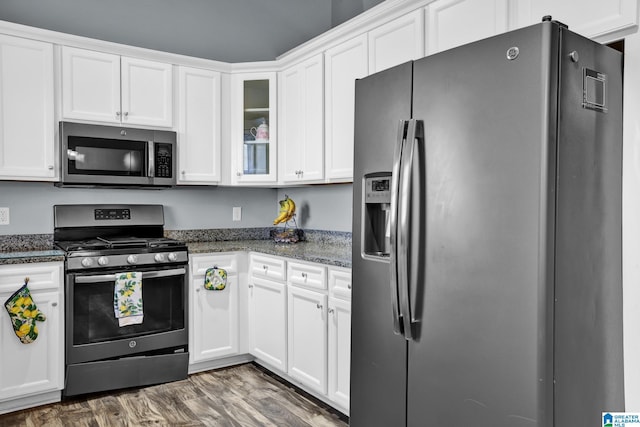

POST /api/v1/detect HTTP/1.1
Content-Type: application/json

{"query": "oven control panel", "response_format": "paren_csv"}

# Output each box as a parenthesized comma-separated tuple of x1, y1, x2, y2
(95, 208, 131, 220)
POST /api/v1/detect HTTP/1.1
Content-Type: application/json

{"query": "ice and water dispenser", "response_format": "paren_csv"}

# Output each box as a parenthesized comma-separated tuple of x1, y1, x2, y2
(362, 173, 392, 259)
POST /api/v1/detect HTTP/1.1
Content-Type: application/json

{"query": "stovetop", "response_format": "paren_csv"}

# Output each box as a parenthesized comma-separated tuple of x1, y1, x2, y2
(53, 204, 188, 271)
(56, 236, 185, 252)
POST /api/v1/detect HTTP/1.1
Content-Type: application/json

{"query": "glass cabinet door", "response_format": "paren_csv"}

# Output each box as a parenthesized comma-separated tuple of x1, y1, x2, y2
(233, 72, 277, 183)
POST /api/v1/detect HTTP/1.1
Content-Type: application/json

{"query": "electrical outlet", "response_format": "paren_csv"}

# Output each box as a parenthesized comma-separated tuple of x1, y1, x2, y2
(232, 207, 242, 221)
(0, 207, 9, 225)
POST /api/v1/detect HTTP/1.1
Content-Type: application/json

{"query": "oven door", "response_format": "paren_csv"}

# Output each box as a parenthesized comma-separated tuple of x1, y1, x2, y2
(66, 265, 188, 364)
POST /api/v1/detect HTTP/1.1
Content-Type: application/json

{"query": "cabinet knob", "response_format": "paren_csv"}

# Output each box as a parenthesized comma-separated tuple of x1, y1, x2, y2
(316, 303, 323, 310)
(328, 308, 334, 314)
(263, 265, 268, 271)
(347, 284, 352, 290)
(301, 272, 307, 280)
(196, 287, 201, 292)
(123, 112, 129, 118)
(181, 170, 186, 175)
(237, 171, 242, 176)
(48, 165, 54, 170)
(248, 284, 254, 288)
(116, 111, 121, 117)
(51, 302, 58, 307)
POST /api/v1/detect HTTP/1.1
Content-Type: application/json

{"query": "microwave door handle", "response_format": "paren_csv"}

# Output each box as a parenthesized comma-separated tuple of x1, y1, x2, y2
(148, 142, 155, 178)
(74, 268, 186, 283)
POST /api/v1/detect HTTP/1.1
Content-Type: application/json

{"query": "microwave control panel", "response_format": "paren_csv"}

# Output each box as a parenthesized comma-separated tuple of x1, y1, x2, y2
(155, 143, 173, 178)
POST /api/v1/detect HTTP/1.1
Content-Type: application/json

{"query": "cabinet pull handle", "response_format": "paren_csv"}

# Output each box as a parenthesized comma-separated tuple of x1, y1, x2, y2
(347, 284, 352, 290)
(316, 303, 323, 310)
(263, 265, 268, 271)
(248, 284, 254, 288)
(52, 302, 58, 307)
(301, 272, 307, 280)
(328, 308, 334, 314)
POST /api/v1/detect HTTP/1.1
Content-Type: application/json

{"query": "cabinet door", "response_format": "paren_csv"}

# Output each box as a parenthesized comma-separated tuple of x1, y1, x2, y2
(0, 35, 55, 180)
(177, 66, 221, 184)
(328, 297, 351, 414)
(190, 253, 239, 363)
(325, 34, 368, 182)
(514, 0, 638, 40)
(287, 285, 328, 394)
(231, 72, 277, 184)
(0, 263, 63, 402)
(279, 54, 324, 183)
(368, 9, 425, 74)
(426, 0, 509, 55)
(121, 57, 173, 127)
(61, 46, 121, 124)
(249, 276, 287, 371)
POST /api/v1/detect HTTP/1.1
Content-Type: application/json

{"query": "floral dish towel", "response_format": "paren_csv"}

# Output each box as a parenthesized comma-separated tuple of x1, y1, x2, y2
(114, 272, 143, 327)
(4, 279, 46, 344)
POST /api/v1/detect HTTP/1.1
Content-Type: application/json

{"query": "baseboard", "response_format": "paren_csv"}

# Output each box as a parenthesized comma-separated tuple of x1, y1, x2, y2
(0, 390, 61, 415)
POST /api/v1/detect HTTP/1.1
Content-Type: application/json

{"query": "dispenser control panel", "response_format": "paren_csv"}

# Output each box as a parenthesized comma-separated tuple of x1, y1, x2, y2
(365, 176, 391, 203)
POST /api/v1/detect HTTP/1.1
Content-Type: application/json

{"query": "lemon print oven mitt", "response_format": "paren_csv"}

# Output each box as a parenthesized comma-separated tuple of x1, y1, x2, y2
(4, 278, 46, 344)
(204, 267, 227, 290)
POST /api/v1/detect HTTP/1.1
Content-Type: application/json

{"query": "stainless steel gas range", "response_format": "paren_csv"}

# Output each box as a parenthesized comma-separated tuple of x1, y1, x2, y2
(53, 204, 189, 397)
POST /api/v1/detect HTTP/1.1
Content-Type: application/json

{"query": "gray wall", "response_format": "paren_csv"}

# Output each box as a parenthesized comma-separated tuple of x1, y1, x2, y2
(0, 182, 353, 235)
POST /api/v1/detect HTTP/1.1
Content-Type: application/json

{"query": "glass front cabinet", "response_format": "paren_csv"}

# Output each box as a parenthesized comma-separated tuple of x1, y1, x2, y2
(231, 72, 277, 183)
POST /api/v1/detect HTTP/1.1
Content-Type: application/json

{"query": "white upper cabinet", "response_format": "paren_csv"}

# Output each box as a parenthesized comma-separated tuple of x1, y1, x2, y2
(120, 57, 173, 127)
(368, 9, 425, 74)
(512, 0, 638, 41)
(177, 66, 221, 184)
(279, 53, 324, 184)
(62, 46, 173, 127)
(231, 72, 277, 184)
(426, 0, 510, 55)
(0, 35, 55, 181)
(324, 34, 368, 182)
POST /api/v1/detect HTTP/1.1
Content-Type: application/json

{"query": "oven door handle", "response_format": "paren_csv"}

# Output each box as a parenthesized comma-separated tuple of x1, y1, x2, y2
(74, 268, 186, 283)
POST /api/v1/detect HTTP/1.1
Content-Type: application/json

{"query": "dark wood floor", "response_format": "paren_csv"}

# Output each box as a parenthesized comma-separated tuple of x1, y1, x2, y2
(0, 363, 348, 426)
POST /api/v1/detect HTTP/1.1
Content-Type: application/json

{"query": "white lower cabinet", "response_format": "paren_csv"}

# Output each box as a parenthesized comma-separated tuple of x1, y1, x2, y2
(249, 276, 288, 371)
(189, 253, 239, 364)
(327, 267, 352, 414)
(248, 253, 288, 371)
(0, 262, 64, 414)
(287, 284, 328, 394)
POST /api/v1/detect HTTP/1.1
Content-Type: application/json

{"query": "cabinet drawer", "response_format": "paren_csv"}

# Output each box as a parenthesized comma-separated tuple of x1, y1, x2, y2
(288, 261, 326, 290)
(328, 267, 351, 301)
(0, 263, 63, 293)
(190, 253, 238, 276)
(250, 254, 286, 282)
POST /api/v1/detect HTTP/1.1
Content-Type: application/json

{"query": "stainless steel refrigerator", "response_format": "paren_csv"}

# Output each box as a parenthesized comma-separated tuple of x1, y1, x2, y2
(351, 19, 624, 427)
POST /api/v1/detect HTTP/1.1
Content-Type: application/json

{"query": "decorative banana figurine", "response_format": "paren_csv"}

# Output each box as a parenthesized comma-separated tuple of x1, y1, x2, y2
(273, 195, 296, 225)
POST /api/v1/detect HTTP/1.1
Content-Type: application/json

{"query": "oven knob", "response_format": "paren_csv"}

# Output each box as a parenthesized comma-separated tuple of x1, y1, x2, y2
(81, 257, 94, 267)
(97, 256, 109, 266)
(167, 253, 178, 262)
(127, 255, 139, 264)
(154, 253, 166, 262)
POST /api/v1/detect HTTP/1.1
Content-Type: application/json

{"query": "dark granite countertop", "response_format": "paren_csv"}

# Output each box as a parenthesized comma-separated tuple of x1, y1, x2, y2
(0, 229, 352, 268)
(187, 239, 352, 268)
(0, 250, 65, 265)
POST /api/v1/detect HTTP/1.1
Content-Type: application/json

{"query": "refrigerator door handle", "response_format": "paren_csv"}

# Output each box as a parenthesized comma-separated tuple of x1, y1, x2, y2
(389, 120, 408, 336)
(397, 119, 418, 340)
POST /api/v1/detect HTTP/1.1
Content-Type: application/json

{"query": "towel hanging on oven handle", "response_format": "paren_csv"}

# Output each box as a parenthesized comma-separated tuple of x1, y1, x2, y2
(75, 267, 186, 284)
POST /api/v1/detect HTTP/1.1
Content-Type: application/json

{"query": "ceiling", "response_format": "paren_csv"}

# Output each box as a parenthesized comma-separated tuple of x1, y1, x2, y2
(0, 0, 384, 63)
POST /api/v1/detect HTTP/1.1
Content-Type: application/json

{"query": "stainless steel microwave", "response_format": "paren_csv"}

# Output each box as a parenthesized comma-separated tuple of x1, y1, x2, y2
(58, 122, 176, 188)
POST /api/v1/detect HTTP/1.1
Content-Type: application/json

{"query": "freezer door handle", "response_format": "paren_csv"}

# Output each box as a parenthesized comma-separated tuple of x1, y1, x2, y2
(389, 120, 408, 336)
(397, 119, 424, 341)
